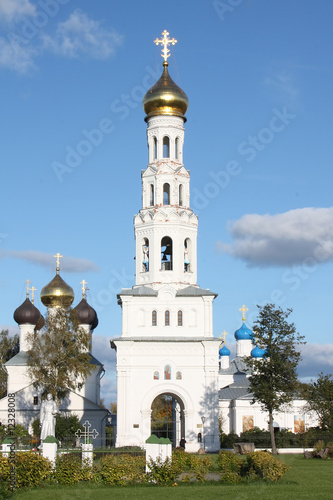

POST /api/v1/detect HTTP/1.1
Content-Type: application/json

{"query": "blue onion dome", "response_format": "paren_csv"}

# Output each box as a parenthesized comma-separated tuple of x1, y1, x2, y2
(74, 298, 97, 326)
(219, 344, 231, 357)
(14, 298, 41, 326)
(234, 322, 253, 340)
(251, 345, 265, 358)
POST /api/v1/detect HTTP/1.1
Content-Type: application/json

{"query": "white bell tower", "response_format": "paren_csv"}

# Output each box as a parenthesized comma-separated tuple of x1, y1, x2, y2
(113, 31, 220, 452)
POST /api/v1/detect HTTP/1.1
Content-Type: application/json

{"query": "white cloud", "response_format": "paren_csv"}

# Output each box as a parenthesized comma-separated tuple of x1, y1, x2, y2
(0, 0, 35, 22)
(299, 344, 333, 379)
(218, 207, 333, 267)
(0, 36, 36, 72)
(0, 250, 99, 272)
(42, 9, 123, 60)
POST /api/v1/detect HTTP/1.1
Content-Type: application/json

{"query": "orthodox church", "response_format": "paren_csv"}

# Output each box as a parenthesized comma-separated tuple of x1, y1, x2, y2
(0, 256, 106, 446)
(111, 31, 314, 452)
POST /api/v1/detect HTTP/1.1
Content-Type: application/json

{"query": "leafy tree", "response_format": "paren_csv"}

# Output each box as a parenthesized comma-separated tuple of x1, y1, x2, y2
(246, 304, 305, 454)
(109, 401, 117, 414)
(27, 308, 94, 402)
(301, 373, 333, 431)
(0, 329, 19, 398)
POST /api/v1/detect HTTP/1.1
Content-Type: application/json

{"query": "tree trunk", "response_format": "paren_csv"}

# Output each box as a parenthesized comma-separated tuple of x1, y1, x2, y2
(268, 411, 277, 454)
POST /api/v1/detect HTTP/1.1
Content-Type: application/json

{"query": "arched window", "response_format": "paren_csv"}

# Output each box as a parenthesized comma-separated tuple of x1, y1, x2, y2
(161, 236, 173, 271)
(184, 238, 191, 272)
(150, 184, 154, 206)
(165, 310, 170, 326)
(163, 136, 170, 158)
(153, 137, 157, 160)
(142, 238, 149, 272)
(178, 310, 183, 326)
(179, 184, 183, 206)
(152, 310, 157, 326)
(163, 183, 170, 205)
(175, 137, 180, 159)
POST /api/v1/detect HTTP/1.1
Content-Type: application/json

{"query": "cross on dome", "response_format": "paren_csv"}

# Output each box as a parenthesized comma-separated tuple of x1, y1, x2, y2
(239, 304, 248, 322)
(29, 286, 37, 304)
(219, 330, 228, 344)
(80, 279, 88, 299)
(53, 253, 63, 274)
(154, 30, 177, 62)
(25, 279, 31, 298)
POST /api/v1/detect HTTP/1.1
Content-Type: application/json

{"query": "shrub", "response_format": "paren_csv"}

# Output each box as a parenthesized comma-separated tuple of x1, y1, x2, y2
(217, 450, 243, 483)
(147, 456, 182, 485)
(246, 451, 289, 481)
(54, 454, 82, 485)
(97, 454, 146, 485)
(10, 452, 52, 489)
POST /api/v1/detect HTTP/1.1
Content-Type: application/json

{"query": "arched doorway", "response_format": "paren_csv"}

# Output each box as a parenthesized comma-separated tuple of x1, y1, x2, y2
(151, 393, 185, 447)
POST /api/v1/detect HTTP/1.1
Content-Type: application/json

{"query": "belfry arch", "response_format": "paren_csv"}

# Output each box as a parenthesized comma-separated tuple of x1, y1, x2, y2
(150, 392, 185, 447)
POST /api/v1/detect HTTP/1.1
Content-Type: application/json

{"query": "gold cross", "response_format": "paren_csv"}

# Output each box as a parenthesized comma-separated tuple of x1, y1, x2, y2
(218, 331, 228, 343)
(239, 304, 248, 322)
(154, 30, 177, 62)
(29, 286, 37, 304)
(53, 253, 63, 273)
(80, 280, 88, 299)
(25, 279, 31, 298)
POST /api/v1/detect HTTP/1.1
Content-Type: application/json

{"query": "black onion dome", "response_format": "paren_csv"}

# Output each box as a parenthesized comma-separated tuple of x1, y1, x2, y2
(74, 298, 96, 325)
(91, 310, 99, 331)
(14, 298, 41, 326)
(35, 315, 45, 331)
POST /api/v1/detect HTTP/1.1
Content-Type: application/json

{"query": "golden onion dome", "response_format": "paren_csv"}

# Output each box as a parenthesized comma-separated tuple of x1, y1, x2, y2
(40, 272, 74, 308)
(143, 61, 189, 119)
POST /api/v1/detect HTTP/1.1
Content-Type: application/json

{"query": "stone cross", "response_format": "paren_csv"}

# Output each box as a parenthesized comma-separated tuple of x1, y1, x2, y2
(75, 420, 99, 445)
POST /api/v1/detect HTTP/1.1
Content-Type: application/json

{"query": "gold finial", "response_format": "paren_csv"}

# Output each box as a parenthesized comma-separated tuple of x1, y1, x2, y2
(239, 304, 248, 322)
(25, 279, 31, 298)
(53, 253, 63, 274)
(219, 331, 228, 344)
(154, 30, 177, 62)
(80, 280, 88, 299)
(29, 286, 37, 304)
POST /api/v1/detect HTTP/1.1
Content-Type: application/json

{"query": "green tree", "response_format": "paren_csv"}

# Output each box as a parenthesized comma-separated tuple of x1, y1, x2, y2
(0, 329, 19, 398)
(246, 304, 305, 454)
(27, 308, 94, 402)
(109, 401, 117, 414)
(301, 373, 333, 431)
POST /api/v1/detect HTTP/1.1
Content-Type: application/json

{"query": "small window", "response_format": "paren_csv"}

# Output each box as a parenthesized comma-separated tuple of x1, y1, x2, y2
(179, 184, 183, 206)
(163, 136, 170, 158)
(153, 137, 157, 159)
(152, 310, 157, 326)
(150, 184, 154, 206)
(175, 137, 179, 159)
(142, 238, 149, 272)
(161, 236, 173, 271)
(165, 310, 170, 326)
(163, 183, 170, 205)
(33, 396, 38, 406)
(178, 310, 183, 326)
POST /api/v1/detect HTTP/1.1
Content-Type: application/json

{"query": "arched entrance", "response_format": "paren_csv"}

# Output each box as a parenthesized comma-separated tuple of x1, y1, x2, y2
(151, 393, 185, 447)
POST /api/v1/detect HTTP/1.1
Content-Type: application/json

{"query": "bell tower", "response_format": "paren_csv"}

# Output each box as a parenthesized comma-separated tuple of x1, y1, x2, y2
(113, 31, 220, 452)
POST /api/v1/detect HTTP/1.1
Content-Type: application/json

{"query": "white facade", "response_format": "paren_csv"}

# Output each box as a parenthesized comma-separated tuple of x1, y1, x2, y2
(113, 63, 221, 452)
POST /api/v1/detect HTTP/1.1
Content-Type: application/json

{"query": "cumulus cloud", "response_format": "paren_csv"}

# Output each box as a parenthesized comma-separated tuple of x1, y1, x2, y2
(42, 9, 123, 60)
(298, 343, 333, 379)
(0, 250, 99, 272)
(218, 207, 333, 267)
(0, 0, 35, 22)
(0, 37, 36, 72)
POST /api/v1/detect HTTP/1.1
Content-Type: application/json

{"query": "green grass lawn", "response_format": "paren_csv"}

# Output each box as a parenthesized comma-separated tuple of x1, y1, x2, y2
(10, 454, 333, 500)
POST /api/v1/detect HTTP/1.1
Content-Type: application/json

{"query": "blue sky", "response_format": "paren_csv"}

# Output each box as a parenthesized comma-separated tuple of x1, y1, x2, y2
(1, 0, 333, 405)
